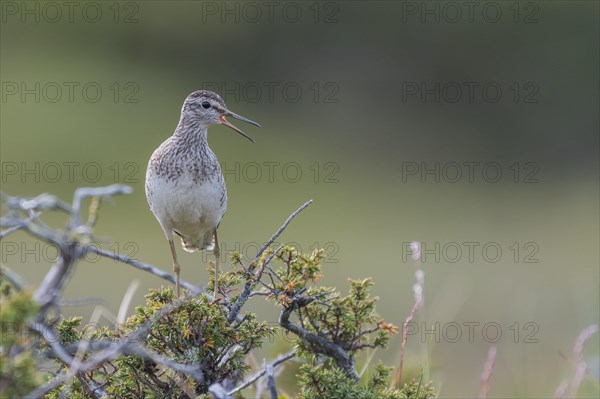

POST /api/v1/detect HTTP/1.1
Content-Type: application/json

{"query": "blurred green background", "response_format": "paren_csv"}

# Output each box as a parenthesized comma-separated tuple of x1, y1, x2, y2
(1, 1, 598, 397)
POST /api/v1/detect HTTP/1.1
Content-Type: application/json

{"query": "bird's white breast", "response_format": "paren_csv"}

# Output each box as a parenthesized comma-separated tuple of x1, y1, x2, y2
(146, 170, 226, 239)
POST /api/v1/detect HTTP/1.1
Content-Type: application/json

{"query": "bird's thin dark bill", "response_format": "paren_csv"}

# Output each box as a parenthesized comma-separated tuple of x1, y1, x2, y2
(228, 111, 261, 128)
(220, 114, 258, 143)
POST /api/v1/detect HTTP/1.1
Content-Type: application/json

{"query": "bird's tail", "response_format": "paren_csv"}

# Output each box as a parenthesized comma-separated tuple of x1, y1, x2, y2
(175, 230, 215, 253)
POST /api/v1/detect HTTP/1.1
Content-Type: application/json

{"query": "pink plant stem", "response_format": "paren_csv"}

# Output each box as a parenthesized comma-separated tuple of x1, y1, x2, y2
(479, 346, 497, 399)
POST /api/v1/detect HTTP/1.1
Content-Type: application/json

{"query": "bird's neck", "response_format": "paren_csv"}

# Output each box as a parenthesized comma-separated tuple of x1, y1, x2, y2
(173, 114, 209, 147)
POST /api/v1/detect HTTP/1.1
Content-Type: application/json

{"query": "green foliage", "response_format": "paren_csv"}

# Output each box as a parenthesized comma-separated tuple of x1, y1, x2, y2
(297, 277, 398, 356)
(56, 317, 83, 345)
(0, 350, 40, 399)
(228, 245, 428, 396)
(0, 245, 435, 398)
(297, 361, 435, 399)
(0, 277, 41, 398)
(248, 246, 399, 371)
(272, 245, 325, 294)
(0, 287, 38, 347)
(49, 287, 276, 397)
(398, 377, 437, 399)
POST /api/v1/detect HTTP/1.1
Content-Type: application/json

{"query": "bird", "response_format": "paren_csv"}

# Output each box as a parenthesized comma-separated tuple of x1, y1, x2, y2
(145, 90, 260, 298)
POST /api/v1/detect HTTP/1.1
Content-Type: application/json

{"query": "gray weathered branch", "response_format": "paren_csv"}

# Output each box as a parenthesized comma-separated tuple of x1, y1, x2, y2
(226, 349, 296, 396)
(279, 298, 359, 380)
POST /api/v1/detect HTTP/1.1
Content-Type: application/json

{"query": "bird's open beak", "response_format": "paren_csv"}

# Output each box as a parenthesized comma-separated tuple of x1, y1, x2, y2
(220, 111, 260, 143)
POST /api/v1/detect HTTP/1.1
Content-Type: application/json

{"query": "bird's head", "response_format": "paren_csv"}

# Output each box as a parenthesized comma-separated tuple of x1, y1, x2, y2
(181, 90, 260, 142)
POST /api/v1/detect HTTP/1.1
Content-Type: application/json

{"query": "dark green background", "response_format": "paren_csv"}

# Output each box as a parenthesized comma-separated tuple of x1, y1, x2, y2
(1, 1, 598, 397)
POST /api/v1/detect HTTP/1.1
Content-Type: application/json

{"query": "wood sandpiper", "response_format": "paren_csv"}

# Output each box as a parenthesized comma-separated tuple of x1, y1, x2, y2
(145, 90, 260, 298)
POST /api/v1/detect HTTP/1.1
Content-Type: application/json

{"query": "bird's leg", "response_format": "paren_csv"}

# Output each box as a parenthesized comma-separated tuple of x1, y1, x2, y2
(213, 230, 220, 300)
(168, 239, 181, 298)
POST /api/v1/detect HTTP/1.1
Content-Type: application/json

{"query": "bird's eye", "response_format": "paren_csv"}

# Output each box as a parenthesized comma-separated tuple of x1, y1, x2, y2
(201, 101, 211, 109)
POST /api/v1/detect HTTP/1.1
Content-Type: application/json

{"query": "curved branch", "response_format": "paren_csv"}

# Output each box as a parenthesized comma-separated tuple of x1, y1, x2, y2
(279, 302, 358, 380)
(83, 245, 203, 295)
(227, 349, 296, 396)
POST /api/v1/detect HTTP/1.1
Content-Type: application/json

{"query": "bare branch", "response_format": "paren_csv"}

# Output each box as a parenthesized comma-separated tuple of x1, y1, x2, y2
(0, 223, 24, 239)
(254, 199, 312, 263)
(248, 291, 270, 298)
(69, 184, 132, 230)
(227, 350, 296, 396)
(34, 246, 80, 311)
(0, 265, 25, 291)
(83, 245, 203, 295)
(28, 323, 75, 366)
(208, 383, 233, 399)
(265, 362, 278, 399)
(5, 208, 64, 245)
(1, 192, 71, 214)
